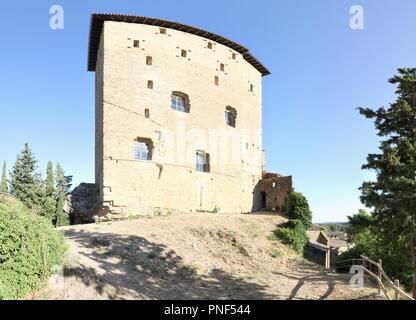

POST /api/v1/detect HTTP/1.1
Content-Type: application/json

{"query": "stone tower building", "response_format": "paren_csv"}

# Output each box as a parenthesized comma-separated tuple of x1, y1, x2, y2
(87, 14, 291, 219)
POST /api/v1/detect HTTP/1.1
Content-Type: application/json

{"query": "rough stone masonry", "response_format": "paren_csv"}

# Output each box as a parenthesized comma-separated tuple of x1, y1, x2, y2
(76, 13, 292, 221)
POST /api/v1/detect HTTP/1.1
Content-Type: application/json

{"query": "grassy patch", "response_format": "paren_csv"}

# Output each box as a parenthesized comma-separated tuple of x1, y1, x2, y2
(94, 247, 112, 255)
(128, 214, 142, 220)
(196, 206, 220, 214)
(270, 248, 283, 258)
(267, 234, 279, 241)
(245, 223, 261, 238)
(181, 264, 198, 275)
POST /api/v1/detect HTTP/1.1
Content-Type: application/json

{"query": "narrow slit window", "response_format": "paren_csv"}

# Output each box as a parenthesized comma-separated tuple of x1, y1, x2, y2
(196, 151, 210, 173)
(225, 106, 237, 128)
(181, 49, 187, 58)
(250, 84, 254, 92)
(232, 53, 236, 60)
(145, 108, 150, 118)
(215, 76, 219, 86)
(220, 63, 225, 72)
(146, 56, 153, 66)
(147, 80, 153, 89)
(133, 40, 140, 48)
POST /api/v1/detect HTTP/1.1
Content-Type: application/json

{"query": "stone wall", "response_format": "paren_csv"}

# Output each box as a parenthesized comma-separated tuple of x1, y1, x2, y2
(94, 21, 266, 218)
(259, 173, 292, 213)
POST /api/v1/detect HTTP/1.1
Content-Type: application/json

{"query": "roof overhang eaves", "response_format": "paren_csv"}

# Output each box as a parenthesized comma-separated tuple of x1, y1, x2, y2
(87, 13, 271, 76)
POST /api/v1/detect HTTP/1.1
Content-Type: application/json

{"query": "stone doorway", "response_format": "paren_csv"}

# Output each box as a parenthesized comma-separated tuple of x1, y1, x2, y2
(260, 192, 267, 209)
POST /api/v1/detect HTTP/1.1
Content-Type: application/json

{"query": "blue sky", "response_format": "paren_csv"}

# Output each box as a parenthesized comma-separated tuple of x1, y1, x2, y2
(0, 0, 415, 222)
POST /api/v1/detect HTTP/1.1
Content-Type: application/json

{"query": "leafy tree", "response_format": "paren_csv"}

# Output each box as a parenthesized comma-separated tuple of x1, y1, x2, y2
(340, 211, 412, 290)
(54, 163, 72, 227)
(9, 143, 37, 208)
(358, 68, 416, 297)
(0, 161, 8, 193)
(327, 223, 348, 232)
(346, 209, 373, 242)
(285, 190, 313, 229)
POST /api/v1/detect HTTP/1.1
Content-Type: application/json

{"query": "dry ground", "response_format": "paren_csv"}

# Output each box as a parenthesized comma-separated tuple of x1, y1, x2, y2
(32, 212, 383, 300)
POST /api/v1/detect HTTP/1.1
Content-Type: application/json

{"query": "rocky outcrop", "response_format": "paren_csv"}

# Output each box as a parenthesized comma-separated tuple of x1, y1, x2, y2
(65, 183, 100, 224)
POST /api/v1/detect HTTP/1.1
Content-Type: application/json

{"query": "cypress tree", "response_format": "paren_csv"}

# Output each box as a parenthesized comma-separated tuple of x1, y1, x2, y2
(55, 194, 69, 227)
(39, 160, 57, 221)
(0, 161, 8, 193)
(46, 161, 54, 197)
(54, 162, 72, 227)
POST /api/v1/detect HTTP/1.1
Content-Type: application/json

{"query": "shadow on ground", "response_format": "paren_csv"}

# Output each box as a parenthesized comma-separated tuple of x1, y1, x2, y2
(63, 229, 276, 299)
(272, 262, 380, 300)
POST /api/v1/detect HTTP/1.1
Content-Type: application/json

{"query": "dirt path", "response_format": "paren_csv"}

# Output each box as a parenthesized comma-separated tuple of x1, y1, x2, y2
(33, 212, 383, 300)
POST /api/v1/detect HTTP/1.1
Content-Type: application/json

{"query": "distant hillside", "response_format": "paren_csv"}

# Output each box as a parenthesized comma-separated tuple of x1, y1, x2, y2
(318, 222, 349, 232)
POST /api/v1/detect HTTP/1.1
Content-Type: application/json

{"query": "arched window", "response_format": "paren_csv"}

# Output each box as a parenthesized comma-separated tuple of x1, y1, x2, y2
(134, 138, 153, 161)
(171, 91, 190, 113)
(225, 106, 237, 128)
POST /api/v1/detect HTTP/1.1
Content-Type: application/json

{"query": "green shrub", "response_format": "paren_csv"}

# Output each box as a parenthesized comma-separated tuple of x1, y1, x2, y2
(285, 191, 312, 229)
(0, 195, 67, 299)
(274, 219, 308, 254)
(281, 220, 304, 229)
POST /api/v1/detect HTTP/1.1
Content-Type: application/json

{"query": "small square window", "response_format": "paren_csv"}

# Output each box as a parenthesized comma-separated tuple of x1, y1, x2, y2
(146, 56, 153, 66)
(134, 139, 153, 161)
(215, 76, 219, 86)
(207, 42, 213, 49)
(133, 40, 140, 48)
(171, 94, 187, 112)
(147, 80, 153, 89)
(145, 108, 150, 118)
(181, 49, 187, 58)
(160, 28, 166, 34)
(220, 63, 225, 72)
